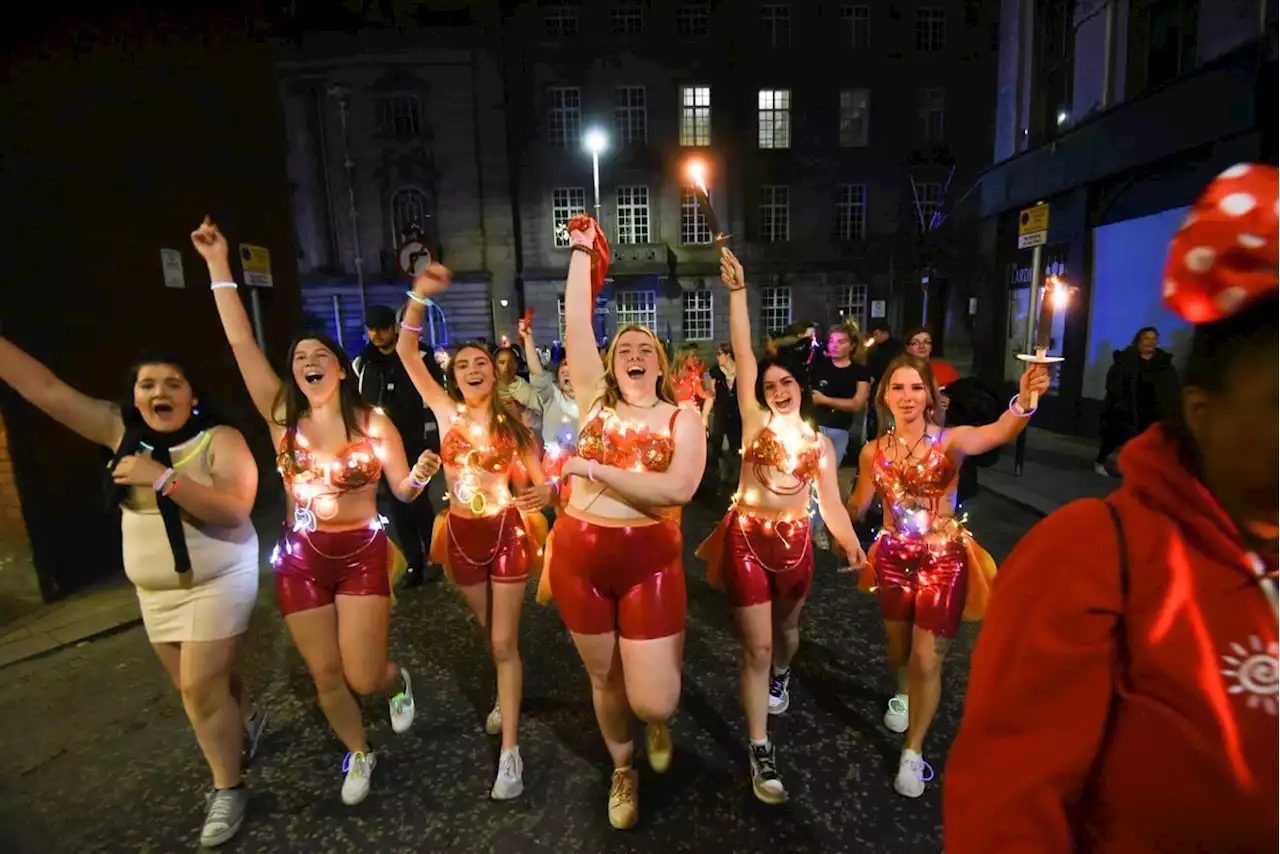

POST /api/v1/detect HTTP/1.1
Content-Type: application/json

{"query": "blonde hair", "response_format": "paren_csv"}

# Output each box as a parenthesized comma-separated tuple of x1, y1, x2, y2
(828, 320, 869, 364)
(594, 324, 677, 410)
(874, 353, 944, 439)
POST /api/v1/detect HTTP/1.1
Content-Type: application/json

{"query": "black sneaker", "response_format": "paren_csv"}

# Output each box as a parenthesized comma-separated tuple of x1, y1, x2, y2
(749, 742, 786, 804)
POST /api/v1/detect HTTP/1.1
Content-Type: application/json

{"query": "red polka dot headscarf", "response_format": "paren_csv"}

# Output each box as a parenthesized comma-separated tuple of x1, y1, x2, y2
(1163, 163, 1278, 324)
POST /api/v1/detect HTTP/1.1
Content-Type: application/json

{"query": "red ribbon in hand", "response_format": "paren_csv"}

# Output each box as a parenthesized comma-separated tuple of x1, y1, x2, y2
(565, 213, 611, 298)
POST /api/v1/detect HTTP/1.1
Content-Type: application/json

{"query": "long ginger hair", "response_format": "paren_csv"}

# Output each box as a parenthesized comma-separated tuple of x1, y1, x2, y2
(446, 342, 537, 453)
(873, 353, 944, 439)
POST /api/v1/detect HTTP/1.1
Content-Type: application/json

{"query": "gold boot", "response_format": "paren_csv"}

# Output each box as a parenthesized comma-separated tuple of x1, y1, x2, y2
(608, 766, 639, 830)
(645, 722, 673, 774)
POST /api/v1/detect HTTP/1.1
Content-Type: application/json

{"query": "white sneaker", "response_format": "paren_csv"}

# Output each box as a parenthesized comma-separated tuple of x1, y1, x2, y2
(1093, 463, 1109, 476)
(490, 746, 524, 800)
(485, 701, 502, 736)
(893, 748, 933, 798)
(767, 669, 791, 715)
(389, 667, 415, 735)
(884, 694, 908, 733)
(341, 751, 377, 805)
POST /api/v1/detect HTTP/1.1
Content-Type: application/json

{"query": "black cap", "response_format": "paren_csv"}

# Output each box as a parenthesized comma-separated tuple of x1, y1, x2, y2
(869, 319, 891, 334)
(365, 305, 397, 331)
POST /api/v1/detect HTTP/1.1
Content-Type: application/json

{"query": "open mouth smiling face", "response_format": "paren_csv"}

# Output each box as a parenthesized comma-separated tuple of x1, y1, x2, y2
(292, 340, 342, 399)
(613, 331, 659, 390)
(762, 365, 801, 415)
(134, 363, 195, 433)
(451, 348, 494, 399)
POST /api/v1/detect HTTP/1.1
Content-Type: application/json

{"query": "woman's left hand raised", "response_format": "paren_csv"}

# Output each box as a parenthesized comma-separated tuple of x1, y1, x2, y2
(112, 453, 170, 488)
(1018, 363, 1051, 410)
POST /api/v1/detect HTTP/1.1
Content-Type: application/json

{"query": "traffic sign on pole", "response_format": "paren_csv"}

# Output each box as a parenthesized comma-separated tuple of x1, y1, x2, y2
(1017, 204, 1050, 249)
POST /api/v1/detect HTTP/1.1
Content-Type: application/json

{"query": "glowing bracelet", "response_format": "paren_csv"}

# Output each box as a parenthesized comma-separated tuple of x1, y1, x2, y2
(409, 475, 430, 490)
(154, 467, 176, 493)
(162, 476, 181, 497)
(1008, 395, 1036, 418)
(405, 291, 430, 306)
(210, 281, 238, 290)
(401, 323, 423, 333)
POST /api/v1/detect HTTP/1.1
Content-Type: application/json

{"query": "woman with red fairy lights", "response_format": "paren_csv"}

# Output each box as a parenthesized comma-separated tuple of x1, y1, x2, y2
(194, 218, 441, 808)
(673, 342, 714, 427)
(846, 351, 1047, 798)
(539, 214, 705, 830)
(398, 264, 554, 802)
(696, 249, 867, 804)
(946, 164, 1279, 853)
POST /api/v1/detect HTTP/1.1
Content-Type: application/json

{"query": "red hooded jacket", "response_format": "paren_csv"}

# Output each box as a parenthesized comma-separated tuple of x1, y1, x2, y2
(944, 426, 1278, 853)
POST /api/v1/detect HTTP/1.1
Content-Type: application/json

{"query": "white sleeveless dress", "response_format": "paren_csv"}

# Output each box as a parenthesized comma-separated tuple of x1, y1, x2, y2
(120, 428, 260, 643)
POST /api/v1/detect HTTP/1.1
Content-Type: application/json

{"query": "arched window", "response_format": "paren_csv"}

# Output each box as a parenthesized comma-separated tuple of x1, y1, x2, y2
(391, 187, 430, 243)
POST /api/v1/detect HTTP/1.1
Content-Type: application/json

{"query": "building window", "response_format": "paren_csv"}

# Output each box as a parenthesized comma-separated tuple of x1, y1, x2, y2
(391, 187, 430, 243)
(838, 89, 870, 147)
(676, 0, 709, 36)
(911, 180, 942, 233)
(683, 291, 714, 341)
(918, 88, 945, 145)
(375, 95, 421, 140)
(839, 6, 870, 48)
(552, 187, 587, 247)
(547, 86, 581, 150)
(616, 186, 651, 245)
(544, 4, 579, 39)
(558, 296, 567, 340)
(760, 287, 792, 333)
(1034, 0, 1076, 143)
(916, 7, 946, 51)
(616, 290, 657, 330)
(838, 284, 868, 325)
(759, 186, 790, 243)
(679, 85, 711, 146)
(760, 4, 791, 47)
(757, 89, 792, 149)
(611, 2, 643, 35)
(835, 184, 866, 241)
(680, 188, 712, 245)
(614, 86, 647, 146)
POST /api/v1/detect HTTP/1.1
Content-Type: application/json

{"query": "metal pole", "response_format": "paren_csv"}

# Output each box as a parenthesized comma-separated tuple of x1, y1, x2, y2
(331, 293, 344, 350)
(591, 151, 602, 225)
(249, 288, 266, 351)
(332, 88, 366, 325)
(1013, 243, 1043, 476)
(1101, 0, 1117, 108)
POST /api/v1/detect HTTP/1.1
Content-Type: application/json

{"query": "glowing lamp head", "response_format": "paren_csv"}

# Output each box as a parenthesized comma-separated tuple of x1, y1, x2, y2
(584, 129, 608, 155)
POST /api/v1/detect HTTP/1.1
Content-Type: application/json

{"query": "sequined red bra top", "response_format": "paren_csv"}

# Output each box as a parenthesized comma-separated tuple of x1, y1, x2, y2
(276, 427, 383, 494)
(577, 407, 679, 473)
(742, 418, 823, 483)
(871, 431, 958, 503)
(440, 416, 520, 474)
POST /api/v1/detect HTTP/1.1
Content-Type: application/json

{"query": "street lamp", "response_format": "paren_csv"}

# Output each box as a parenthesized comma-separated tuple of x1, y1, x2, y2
(583, 128, 608, 224)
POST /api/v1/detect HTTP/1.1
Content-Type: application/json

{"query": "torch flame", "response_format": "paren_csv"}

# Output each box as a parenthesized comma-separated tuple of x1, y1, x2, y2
(1048, 277, 1070, 310)
(686, 160, 708, 193)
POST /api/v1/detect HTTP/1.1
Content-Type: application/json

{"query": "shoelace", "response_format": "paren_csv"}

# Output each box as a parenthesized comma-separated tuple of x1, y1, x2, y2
(769, 673, 789, 698)
(903, 755, 935, 784)
(752, 745, 780, 780)
(610, 770, 635, 804)
(206, 789, 239, 823)
(499, 751, 520, 781)
(343, 751, 368, 778)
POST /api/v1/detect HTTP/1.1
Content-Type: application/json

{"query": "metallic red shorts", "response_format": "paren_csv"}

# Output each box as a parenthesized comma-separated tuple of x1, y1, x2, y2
(442, 507, 530, 587)
(873, 534, 968, 639)
(273, 524, 389, 616)
(720, 512, 814, 608)
(548, 513, 685, 640)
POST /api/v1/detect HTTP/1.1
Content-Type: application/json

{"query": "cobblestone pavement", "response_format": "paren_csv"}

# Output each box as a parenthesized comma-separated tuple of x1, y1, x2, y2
(0, 487, 1041, 854)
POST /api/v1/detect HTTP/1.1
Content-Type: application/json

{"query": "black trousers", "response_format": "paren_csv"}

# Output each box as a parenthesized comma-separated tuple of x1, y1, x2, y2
(386, 440, 438, 568)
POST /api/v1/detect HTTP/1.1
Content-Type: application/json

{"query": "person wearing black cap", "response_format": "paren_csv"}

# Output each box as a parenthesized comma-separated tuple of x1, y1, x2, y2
(353, 305, 445, 585)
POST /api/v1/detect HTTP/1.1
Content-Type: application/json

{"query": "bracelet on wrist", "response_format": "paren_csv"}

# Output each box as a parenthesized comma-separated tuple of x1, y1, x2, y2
(405, 291, 430, 306)
(210, 281, 238, 291)
(1008, 394, 1036, 418)
(401, 323, 423, 333)
(409, 476, 429, 490)
(570, 244, 595, 259)
(162, 476, 181, 497)
(154, 467, 177, 493)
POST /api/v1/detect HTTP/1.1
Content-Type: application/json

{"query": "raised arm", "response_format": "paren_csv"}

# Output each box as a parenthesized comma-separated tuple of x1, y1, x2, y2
(721, 249, 764, 433)
(847, 442, 878, 521)
(190, 218, 283, 422)
(565, 407, 705, 510)
(0, 337, 124, 448)
(944, 500, 1121, 852)
(518, 320, 544, 377)
(563, 218, 606, 407)
(399, 264, 458, 425)
(814, 435, 866, 568)
(947, 364, 1049, 458)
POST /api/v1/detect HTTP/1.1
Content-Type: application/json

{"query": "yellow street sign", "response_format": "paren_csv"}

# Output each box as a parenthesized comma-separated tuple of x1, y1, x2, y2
(1018, 204, 1049, 237)
(238, 244, 273, 288)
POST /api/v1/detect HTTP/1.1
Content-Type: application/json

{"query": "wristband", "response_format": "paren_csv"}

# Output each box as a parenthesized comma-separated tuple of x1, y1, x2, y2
(568, 234, 593, 249)
(570, 244, 595, 259)
(405, 291, 430, 306)
(162, 476, 181, 497)
(154, 467, 176, 493)
(1008, 395, 1036, 418)
(409, 476, 429, 490)
(210, 281, 238, 290)
(401, 323, 423, 333)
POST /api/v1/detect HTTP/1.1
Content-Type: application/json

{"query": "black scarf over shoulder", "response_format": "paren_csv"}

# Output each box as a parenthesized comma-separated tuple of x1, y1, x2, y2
(106, 408, 220, 573)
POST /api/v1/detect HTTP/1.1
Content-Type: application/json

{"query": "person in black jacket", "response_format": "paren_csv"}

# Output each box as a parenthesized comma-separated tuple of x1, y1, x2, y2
(863, 320, 904, 441)
(353, 305, 446, 585)
(1095, 326, 1181, 474)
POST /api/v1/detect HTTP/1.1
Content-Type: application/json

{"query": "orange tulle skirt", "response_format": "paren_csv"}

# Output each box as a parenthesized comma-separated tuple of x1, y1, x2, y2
(429, 509, 549, 586)
(386, 537, 408, 607)
(843, 530, 997, 622)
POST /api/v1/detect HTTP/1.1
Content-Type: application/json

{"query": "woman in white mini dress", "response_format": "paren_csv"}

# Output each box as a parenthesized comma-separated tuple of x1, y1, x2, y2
(0, 339, 263, 849)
